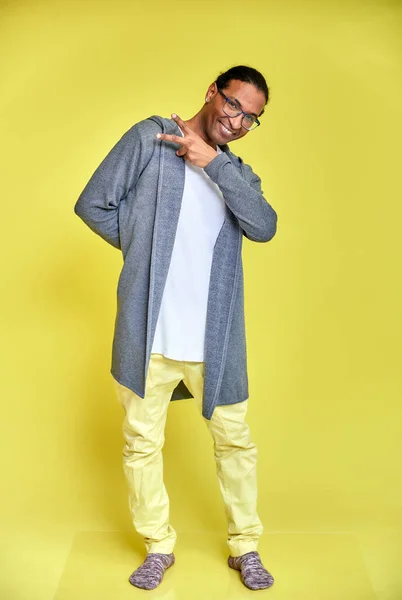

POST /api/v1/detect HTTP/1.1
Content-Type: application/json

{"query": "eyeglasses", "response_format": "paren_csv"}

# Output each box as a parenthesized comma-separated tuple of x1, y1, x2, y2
(217, 88, 261, 131)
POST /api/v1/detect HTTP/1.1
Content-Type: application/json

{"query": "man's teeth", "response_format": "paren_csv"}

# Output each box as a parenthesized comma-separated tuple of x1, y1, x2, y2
(221, 123, 232, 135)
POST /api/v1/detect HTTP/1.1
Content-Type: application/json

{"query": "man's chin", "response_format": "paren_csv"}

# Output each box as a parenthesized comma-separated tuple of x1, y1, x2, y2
(214, 132, 233, 146)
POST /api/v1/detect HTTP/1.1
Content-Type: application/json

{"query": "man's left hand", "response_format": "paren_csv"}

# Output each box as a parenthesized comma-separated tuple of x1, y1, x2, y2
(156, 114, 218, 168)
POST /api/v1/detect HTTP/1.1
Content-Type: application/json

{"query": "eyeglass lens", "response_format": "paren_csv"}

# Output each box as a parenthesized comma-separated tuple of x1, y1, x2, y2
(223, 100, 257, 130)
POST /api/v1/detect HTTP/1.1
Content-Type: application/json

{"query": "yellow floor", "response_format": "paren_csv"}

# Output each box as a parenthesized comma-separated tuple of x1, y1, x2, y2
(2, 528, 402, 600)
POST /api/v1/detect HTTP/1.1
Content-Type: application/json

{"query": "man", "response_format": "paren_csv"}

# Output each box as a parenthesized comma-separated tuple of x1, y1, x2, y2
(74, 65, 277, 591)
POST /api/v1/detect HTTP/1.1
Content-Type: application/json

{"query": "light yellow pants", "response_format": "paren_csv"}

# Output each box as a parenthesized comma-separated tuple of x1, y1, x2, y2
(113, 353, 263, 557)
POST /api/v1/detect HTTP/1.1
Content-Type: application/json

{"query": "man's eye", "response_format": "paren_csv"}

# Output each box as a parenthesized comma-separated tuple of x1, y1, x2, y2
(229, 100, 239, 110)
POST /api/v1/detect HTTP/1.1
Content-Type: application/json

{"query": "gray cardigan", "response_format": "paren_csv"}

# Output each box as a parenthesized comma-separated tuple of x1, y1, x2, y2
(74, 116, 277, 419)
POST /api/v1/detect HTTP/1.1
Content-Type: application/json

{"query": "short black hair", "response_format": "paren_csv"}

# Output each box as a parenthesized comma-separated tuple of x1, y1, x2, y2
(215, 65, 270, 114)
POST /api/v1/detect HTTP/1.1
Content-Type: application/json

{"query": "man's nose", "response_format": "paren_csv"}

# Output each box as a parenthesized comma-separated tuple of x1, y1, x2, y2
(229, 114, 244, 131)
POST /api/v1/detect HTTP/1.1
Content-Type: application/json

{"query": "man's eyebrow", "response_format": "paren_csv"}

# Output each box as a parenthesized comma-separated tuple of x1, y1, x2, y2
(230, 96, 259, 118)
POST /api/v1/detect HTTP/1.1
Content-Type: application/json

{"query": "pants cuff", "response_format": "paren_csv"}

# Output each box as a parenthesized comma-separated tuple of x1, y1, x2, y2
(228, 541, 259, 558)
(146, 543, 176, 555)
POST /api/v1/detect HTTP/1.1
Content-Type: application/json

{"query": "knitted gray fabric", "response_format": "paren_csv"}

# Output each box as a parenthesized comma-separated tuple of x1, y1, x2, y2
(74, 116, 278, 421)
(129, 553, 175, 590)
(228, 551, 274, 590)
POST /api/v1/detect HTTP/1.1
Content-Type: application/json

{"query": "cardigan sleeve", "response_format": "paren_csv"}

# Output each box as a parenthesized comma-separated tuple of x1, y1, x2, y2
(203, 152, 278, 243)
(74, 120, 159, 249)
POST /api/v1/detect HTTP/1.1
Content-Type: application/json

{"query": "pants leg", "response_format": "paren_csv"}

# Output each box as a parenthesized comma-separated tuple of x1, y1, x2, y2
(113, 353, 183, 554)
(183, 361, 264, 557)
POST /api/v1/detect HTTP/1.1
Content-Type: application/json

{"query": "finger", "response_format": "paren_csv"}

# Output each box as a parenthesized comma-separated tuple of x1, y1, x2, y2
(156, 133, 187, 145)
(171, 113, 191, 133)
(176, 147, 187, 156)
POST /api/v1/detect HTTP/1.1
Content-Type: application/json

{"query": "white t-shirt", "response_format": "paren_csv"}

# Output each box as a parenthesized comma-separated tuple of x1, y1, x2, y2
(151, 130, 226, 362)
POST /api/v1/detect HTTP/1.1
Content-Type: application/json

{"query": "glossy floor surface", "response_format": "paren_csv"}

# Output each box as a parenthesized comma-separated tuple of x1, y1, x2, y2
(2, 528, 401, 600)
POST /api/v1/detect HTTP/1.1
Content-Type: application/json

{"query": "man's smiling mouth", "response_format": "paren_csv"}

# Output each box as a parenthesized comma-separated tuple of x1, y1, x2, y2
(218, 120, 237, 136)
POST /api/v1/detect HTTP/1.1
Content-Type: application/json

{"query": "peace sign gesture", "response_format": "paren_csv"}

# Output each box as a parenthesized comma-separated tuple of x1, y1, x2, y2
(156, 114, 218, 168)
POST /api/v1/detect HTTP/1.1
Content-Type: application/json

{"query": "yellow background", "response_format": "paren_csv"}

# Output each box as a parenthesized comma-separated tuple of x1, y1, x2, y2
(1, 0, 401, 598)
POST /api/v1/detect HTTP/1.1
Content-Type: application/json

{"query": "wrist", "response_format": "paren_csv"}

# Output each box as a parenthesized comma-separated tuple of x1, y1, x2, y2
(203, 150, 218, 168)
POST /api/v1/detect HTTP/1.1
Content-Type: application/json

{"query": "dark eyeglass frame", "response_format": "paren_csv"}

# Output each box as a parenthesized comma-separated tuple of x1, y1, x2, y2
(217, 88, 261, 130)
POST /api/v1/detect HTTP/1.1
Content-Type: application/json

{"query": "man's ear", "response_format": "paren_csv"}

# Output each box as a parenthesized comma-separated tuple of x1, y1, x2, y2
(207, 82, 218, 101)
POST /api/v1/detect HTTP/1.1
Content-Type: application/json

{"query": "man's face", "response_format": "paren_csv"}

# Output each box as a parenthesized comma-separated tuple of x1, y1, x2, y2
(203, 79, 266, 145)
